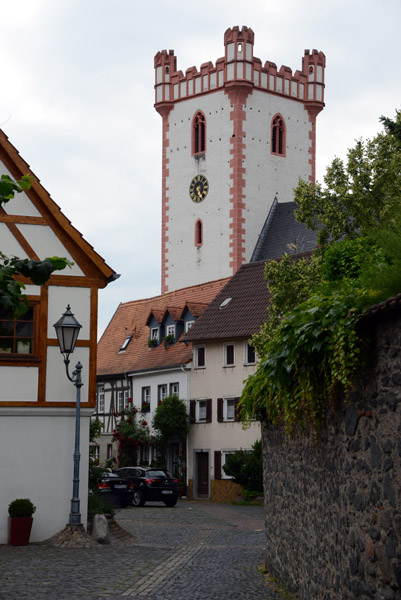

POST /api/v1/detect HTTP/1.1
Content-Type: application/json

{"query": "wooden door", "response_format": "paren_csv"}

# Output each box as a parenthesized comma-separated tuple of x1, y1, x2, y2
(196, 452, 209, 498)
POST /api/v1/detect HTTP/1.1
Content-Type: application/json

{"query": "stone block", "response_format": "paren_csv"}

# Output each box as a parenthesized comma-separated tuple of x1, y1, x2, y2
(91, 514, 110, 545)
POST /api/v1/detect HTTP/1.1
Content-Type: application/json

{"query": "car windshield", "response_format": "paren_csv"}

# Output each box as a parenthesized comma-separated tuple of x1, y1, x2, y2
(145, 470, 173, 478)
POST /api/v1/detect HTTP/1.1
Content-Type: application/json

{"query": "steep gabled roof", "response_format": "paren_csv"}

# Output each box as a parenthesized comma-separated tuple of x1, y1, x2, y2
(0, 129, 116, 286)
(182, 261, 271, 342)
(97, 277, 230, 376)
(251, 199, 317, 263)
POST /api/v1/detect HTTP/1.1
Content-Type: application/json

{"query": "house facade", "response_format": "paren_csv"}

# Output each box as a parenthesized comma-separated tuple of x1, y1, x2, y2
(0, 130, 116, 543)
(182, 261, 272, 501)
(95, 279, 229, 471)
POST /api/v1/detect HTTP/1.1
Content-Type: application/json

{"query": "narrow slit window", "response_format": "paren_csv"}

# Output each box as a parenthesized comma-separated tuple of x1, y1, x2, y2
(193, 111, 206, 155)
(195, 219, 203, 246)
(271, 114, 286, 157)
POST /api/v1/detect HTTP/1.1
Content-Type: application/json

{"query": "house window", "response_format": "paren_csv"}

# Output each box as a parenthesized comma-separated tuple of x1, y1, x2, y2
(223, 343, 235, 367)
(194, 345, 206, 368)
(107, 444, 113, 459)
(166, 324, 175, 337)
(185, 320, 195, 332)
(0, 306, 35, 355)
(97, 385, 105, 413)
(245, 341, 256, 365)
(195, 219, 203, 247)
(119, 334, 132, 353)
(124, 389, 130, 408)
(151, 328, 159, 340)
(192, 111, 206, 155)
(222, 450, 236, 479)
(158, 384, 167, 405)
(190, 398, 212, 423)
(91, 445, 100, 464)
(271, 114, 286, 156)
(170, 382, 179, 397)
(140, 444, 150, 465)
(217, 397, 240, 422)
(141, 387, 151, 412)
(117, 391, 124, 412)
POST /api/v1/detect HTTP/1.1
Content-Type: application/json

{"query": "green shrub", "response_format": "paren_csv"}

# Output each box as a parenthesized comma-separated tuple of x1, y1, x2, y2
(223, 440, 263, 493)
(88, 492, 115, 516)
(8, 498, 36, 518)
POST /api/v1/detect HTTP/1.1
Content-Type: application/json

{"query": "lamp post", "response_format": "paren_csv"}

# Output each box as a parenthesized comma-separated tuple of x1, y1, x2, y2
(54, 305, 83, 526)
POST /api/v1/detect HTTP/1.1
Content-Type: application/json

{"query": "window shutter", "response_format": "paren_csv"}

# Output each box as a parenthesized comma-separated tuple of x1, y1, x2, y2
(214, 451, 222, 480)
(190, 400, 196, 422)
(206, 398, 212, 423)
(234, 397, 241, 422)
(217, 398, 223, 422)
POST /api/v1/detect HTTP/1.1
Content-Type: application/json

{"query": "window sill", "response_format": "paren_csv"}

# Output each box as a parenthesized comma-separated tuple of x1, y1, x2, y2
(0, 355, 41, 366)
(223, 365, 235, 369)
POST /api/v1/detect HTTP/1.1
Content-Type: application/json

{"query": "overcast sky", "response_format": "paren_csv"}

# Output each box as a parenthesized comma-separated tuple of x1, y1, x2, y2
(1, 0, 400, 336)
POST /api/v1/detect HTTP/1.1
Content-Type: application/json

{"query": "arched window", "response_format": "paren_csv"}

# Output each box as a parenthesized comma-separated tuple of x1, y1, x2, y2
(192, 111, 206, 155)
(271, 114, 286, 157)
(195, 219, 203, 247)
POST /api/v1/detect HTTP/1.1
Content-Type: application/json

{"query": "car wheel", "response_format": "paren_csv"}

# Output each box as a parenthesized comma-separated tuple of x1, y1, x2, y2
(132, 490, 145, 507)
(164, 497, 178, 507)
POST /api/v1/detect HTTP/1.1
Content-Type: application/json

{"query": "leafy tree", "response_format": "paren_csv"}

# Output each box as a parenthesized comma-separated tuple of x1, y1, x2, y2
(0, 174, 72, 315)
(222, 440, 263, 493)
(152, 395, 191, 446)
(294, 110, 401, 246)
(112, 400, 152, 466)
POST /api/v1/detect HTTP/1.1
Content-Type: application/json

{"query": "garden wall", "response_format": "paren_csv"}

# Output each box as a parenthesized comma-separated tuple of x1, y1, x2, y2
(262, 303, 401, 599)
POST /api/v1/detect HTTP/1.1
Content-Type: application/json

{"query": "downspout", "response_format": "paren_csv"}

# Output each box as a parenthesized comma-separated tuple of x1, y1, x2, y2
(181, 363, 190, 494)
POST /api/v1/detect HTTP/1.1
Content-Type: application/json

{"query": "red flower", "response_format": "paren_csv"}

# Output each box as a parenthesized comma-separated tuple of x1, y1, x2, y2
(142, 420, 148, 427)
(128, 398, 133, 403)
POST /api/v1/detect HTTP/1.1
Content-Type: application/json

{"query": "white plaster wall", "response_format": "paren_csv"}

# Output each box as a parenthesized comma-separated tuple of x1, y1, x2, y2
(0, 366, 38, 401)
(0, 223, 29, 258)
(0, 164, 41, 217)
(0, 407, 91, 543)
(130, 367, 190, 434)
(166, 91, 233, 291)
(188, 339, 260, 481)
(243, 92, 312, 260)
(47, 286, 91, 340)
(17, 225, 84, 276)
(46, 346, 90, 403)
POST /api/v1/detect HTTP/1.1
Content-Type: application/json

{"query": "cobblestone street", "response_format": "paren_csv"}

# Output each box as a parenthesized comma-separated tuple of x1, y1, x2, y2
(0, 500, 280, 600)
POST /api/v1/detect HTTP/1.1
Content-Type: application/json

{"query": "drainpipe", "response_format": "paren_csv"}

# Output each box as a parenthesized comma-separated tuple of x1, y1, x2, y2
(181, 363, 190, 492)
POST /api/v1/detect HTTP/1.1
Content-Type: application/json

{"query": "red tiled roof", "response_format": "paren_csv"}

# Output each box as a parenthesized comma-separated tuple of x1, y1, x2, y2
(182, 261, 272, 342)
(97, 277, 230, 376)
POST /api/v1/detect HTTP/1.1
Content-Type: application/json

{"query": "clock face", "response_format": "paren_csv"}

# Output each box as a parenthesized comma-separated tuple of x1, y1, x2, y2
(189, 175, 209, 203)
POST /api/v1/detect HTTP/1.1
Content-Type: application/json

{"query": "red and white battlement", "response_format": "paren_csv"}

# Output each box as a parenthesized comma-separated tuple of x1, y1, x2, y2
(154, 26, 325, 109)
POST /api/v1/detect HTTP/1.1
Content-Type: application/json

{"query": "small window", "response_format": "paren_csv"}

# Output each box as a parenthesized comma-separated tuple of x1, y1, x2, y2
(124, 389, 130, 408)
(221, 450, 236, 479)
(219, 297, 232, 310)
(192, 111, 206, 155)
(195, 345, 206, 368)
(271, 114, 286, 156)
(141, 387, 151, 412)
(245, 341, 256, 365)
(151, 328, 159, 340)
(158, 384, 167, 405)
(0, 306, 35, 355)
(224, 343, 235, 367)
(140, 444, 150, 464)
(217, 397, 240, 422)
(107, 444, 113, 459)
(97, 385, 105, 413)
(195, 219, 203, 247)
(185, 320, 195, 332)
(198, 399, 207, 421)
(170, 382, 179, 396)
(90, 445, 100, 464)
(225, 398, 235, 421)
(117, 391, 124, 412)
(166, 324, 175, 337)
(119, 335, 132, 353)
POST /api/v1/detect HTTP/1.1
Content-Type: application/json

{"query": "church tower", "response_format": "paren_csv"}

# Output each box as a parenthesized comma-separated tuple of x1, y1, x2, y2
(154, 26, 325, 293)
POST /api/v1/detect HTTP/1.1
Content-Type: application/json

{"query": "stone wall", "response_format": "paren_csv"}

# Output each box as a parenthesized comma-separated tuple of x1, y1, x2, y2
(262, 308, 401, 599)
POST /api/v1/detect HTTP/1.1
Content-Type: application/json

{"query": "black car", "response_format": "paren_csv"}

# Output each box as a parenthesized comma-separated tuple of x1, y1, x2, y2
(97, 472, 134, 507)
(116, 467, 179, 507)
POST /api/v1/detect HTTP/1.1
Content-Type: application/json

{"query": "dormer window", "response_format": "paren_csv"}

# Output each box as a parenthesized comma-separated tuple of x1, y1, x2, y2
(151, 328, 159, 340)
(185, 320, 195, 332)
(166, 324, 175, 337)
(119, 334, 133, 353)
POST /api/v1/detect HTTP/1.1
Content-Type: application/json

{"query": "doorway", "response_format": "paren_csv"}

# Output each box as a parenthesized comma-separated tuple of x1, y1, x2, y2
(196, 451, 209, 498)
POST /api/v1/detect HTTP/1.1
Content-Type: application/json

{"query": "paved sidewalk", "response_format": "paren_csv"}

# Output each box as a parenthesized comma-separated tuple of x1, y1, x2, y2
(0, 500, 280, 600)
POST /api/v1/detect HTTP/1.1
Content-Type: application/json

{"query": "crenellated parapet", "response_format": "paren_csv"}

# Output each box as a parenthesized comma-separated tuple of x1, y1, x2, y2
(154, 26, 325, 110)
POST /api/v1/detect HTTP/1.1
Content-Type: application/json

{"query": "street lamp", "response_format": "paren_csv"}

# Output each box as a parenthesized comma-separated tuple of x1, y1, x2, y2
(54, 305, 83, 526)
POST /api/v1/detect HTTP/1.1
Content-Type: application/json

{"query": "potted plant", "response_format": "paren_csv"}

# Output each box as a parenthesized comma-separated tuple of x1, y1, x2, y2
(8, 498, 36, 546)
(148, 338, 158, 348)
(163, 334, 175, 348)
